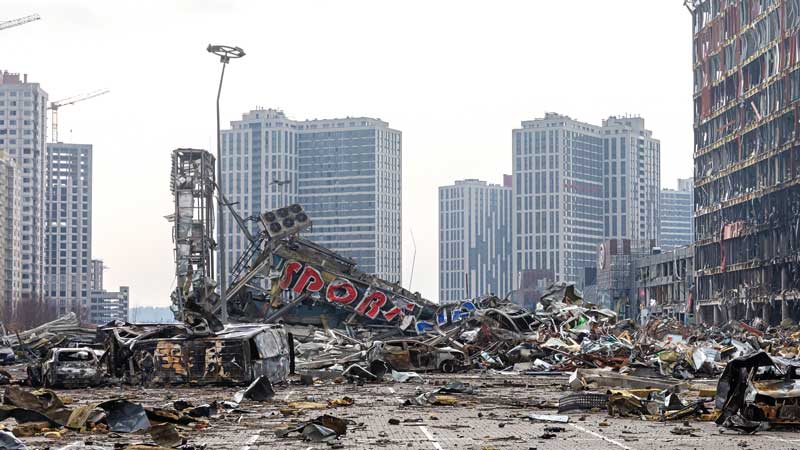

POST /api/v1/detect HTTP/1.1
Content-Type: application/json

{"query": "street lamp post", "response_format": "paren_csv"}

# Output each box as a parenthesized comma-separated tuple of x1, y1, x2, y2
(207, 44, 245, 324)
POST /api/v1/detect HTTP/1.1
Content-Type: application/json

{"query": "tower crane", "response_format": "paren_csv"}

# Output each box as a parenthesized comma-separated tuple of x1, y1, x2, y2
(0, 14, 40, 32)
(48, 89, 110, 142)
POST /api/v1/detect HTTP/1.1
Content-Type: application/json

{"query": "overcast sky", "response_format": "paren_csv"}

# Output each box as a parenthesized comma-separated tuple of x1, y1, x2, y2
(4, 1, 694, 306)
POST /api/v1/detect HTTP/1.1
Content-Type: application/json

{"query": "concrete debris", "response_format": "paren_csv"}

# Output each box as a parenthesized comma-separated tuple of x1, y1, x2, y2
(0, 430, 27, 450)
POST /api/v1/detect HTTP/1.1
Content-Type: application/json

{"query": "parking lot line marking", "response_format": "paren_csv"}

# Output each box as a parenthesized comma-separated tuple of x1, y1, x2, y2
(569, 423, 636, 450)
(419, 425, 445, 450)
(241, 430, 261, 450)
(766, 435, 800, 444)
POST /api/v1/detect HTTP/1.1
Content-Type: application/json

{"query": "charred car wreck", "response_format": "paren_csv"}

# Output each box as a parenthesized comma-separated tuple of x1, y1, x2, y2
(104, 322, 290, 386)
(716, 351, 800, 431)
(27, 347, 104, 388)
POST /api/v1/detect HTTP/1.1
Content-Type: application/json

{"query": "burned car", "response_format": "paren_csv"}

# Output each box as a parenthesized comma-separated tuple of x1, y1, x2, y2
(369, 340, 467, 373)
(716, 351, 800, 431)
(28, 347, 104, 388)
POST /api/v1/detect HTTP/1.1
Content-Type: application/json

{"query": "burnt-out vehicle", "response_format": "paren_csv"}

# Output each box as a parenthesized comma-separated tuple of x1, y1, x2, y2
(28, 347, 104, 388)
(370, 340, 467, 373)
(716, 351, 800, 431)
(104, 322, 290, 386)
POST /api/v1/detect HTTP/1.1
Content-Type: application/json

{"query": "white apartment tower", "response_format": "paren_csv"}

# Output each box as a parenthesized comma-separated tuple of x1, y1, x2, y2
(0, 150, 21, 320)
(512, 113, 661, 288)
(220, 108, 402, 282)
(601, 116, 660, 243)
(512, 113, 604, 286)
(45, 143, 93, 317)
(439, 178, 512, 302)
(0, 71, 48, 307)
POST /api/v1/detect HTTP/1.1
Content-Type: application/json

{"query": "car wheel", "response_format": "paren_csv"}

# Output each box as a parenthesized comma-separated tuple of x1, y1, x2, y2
(439, 360, 456, 373)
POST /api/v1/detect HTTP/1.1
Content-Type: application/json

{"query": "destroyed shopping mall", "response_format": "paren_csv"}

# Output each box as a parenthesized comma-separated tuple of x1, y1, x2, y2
(0, 143, 797, 449)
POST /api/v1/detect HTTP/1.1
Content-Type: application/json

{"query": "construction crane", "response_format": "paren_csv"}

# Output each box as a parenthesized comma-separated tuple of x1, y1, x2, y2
(0, 14, 41, 32)
(48, 89, 109, 142)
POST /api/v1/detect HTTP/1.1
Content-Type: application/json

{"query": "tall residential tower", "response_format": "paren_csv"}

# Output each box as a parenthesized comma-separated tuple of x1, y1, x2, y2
(439, 178, 512, 302)
(0, 71, 48, 308)
(601, 116, 660, 243)
(220, 109, 402, 282)
(0, 150, 21, 320)
(512, 113, 604, 286)
(45, 143, 92, 317)
(512, 113, 661, 289)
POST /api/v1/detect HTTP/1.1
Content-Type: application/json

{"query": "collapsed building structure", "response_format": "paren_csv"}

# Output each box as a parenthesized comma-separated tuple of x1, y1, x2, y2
(691, 0, 800, 325)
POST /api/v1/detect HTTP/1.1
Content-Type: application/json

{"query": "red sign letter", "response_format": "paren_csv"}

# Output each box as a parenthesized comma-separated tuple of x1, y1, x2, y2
(278, 261, 303, 290)
(355, 291, 386, 317)
(325, 279, 358, 304)
(292, 266, 324, 295)
(382, 306, 404, 322)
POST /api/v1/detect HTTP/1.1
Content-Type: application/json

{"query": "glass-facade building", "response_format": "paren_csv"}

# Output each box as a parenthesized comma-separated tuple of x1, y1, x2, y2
(512, 113, 661, 288)
(45, 143, 92, 317)
(601, 117, 661, 243)
(439, 178, 512, 302)
(659, 177, 693, 250)
(220, 109, 401, 282)
(512, 113, 604, 286)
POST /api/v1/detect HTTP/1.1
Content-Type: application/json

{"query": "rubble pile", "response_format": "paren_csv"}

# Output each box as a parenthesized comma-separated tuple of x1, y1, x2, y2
(0, 314, 96, 365)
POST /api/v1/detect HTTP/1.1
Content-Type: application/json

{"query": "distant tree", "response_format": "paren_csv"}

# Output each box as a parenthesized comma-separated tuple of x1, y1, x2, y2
(9, 298, 58, 331)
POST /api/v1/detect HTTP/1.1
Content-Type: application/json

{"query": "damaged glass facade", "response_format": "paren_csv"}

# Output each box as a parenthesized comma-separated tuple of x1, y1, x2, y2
(692, 0, 800, 324)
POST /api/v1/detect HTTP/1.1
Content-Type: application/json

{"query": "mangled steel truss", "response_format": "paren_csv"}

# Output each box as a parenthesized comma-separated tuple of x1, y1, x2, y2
(169, 149, 222, 334)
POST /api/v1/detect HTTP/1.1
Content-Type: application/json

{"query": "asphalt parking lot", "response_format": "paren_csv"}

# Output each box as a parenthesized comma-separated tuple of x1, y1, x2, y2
(4, 371, 800, 450)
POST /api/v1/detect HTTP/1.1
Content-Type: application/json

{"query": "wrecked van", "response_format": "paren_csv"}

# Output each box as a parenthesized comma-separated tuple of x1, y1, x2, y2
(104, 322, 290, 386)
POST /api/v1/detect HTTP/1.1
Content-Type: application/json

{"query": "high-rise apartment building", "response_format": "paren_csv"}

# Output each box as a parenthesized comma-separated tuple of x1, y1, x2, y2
(512, 113, 604, 286)
(512, 113, 661, 288)
(659, 178, 693, 250)
(45, 143, 92, 317)
(439, 178, 512, 303)
(220, 108, 402, 282)
(0, 150, 21, 319)
(0, 71, 48, 307)
(601, 116, 660, 243)
(691, 0, 800, 324)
